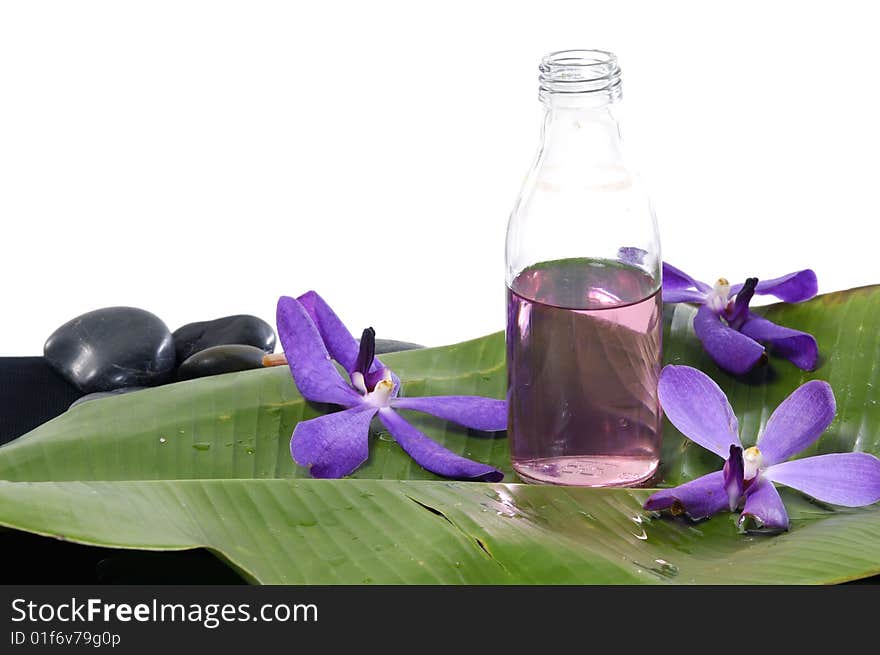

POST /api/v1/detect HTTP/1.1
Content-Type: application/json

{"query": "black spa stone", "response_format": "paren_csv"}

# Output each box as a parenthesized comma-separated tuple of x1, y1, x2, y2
(172, 314, 276, 363)
(44, 307, 176, 393)
(374, 339, 425, 354)
(176, 344, 266, 381)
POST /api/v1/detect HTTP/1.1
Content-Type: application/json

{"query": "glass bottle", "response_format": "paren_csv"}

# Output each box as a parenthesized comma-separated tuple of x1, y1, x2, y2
(505, 49, 662, 487)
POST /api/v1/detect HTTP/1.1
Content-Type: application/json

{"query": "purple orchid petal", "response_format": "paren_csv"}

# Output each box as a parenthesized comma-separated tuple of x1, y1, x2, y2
(663, 288, 707, 304)
(764, 453, 880, 507)
(663, 262, 711, 292)
(377, 408, 503, 482)
(723, 445, 745, 511)
(276, 296, 363, 406)
(740, 477, 790, 531)
(291, 406, 377, 478)
(390, 395, 508, 432)
(739, 313, 818, 371)
(296, 291, 361, 373)
(730, 269, 818, 303)
(297, 290, 400, 392)
(296, 291, 390, 377)
(693, 304, 766, 375)
(756, 380, 835, 465)
(643, 471, 729, 520)
(658, 365, 741, 458)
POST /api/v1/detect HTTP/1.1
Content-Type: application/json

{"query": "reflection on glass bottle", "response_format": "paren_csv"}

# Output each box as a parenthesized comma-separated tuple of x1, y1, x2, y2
(505, 50, 662, 487)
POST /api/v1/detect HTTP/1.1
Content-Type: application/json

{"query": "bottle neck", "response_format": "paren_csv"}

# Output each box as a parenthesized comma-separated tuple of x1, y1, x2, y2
(537, 50, 625, 164)
(543, 104, 622, 142)
(539, 49, 622, 106)
(540, 104, 624, 169)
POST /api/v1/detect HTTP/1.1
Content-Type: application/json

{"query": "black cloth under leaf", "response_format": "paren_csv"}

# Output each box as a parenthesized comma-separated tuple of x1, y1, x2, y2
(0, 357, 82, 445)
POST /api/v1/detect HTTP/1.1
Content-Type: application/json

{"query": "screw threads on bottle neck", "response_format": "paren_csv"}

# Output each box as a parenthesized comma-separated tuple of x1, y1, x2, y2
(539, 49, 622, 107)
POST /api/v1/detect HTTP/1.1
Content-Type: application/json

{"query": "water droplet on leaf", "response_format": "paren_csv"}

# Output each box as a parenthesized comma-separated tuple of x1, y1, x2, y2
(650, 559, 679, 578)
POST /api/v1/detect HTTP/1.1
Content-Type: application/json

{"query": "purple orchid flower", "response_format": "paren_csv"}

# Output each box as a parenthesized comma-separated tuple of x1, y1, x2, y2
(276, 292, 507, 481)
(663, 262, 819, 375)
(645, 365, 880, 531)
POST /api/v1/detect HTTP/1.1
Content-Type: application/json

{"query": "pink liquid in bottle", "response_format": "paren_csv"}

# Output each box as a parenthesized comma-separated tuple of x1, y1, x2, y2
(506, 257, 662, 486)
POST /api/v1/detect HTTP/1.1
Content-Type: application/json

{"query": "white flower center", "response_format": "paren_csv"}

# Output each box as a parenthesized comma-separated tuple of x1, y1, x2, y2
(742, 446, 764, 481)
(706, 277, 731, 314)
(351, 371, 367, 394)
(362, 369, 395, 408)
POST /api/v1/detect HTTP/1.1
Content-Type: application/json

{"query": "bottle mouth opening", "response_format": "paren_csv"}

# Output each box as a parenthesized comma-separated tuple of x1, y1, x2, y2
(539, 49, 622, 102)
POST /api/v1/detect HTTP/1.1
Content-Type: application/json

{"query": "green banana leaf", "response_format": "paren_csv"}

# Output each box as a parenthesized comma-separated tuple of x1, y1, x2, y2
(0, 285, 878, 583)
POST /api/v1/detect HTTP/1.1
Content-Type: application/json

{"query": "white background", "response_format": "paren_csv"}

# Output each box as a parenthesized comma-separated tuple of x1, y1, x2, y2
(1, 1, 877, 355)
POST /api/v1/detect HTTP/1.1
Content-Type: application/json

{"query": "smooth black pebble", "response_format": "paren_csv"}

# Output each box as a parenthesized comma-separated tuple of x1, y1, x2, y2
(44, 307, 175, 393)
(177, 344, 266, 381)
(172, 314, 276, 363)
(374, 339, 424, 354)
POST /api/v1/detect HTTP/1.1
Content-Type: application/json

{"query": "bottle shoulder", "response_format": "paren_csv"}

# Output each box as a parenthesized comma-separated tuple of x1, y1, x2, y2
(507, 155, 656, 226)
(505, 153, 660, 287)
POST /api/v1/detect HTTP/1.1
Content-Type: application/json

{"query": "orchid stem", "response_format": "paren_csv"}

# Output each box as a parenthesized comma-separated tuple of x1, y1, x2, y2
(262, 352, 288, 367)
